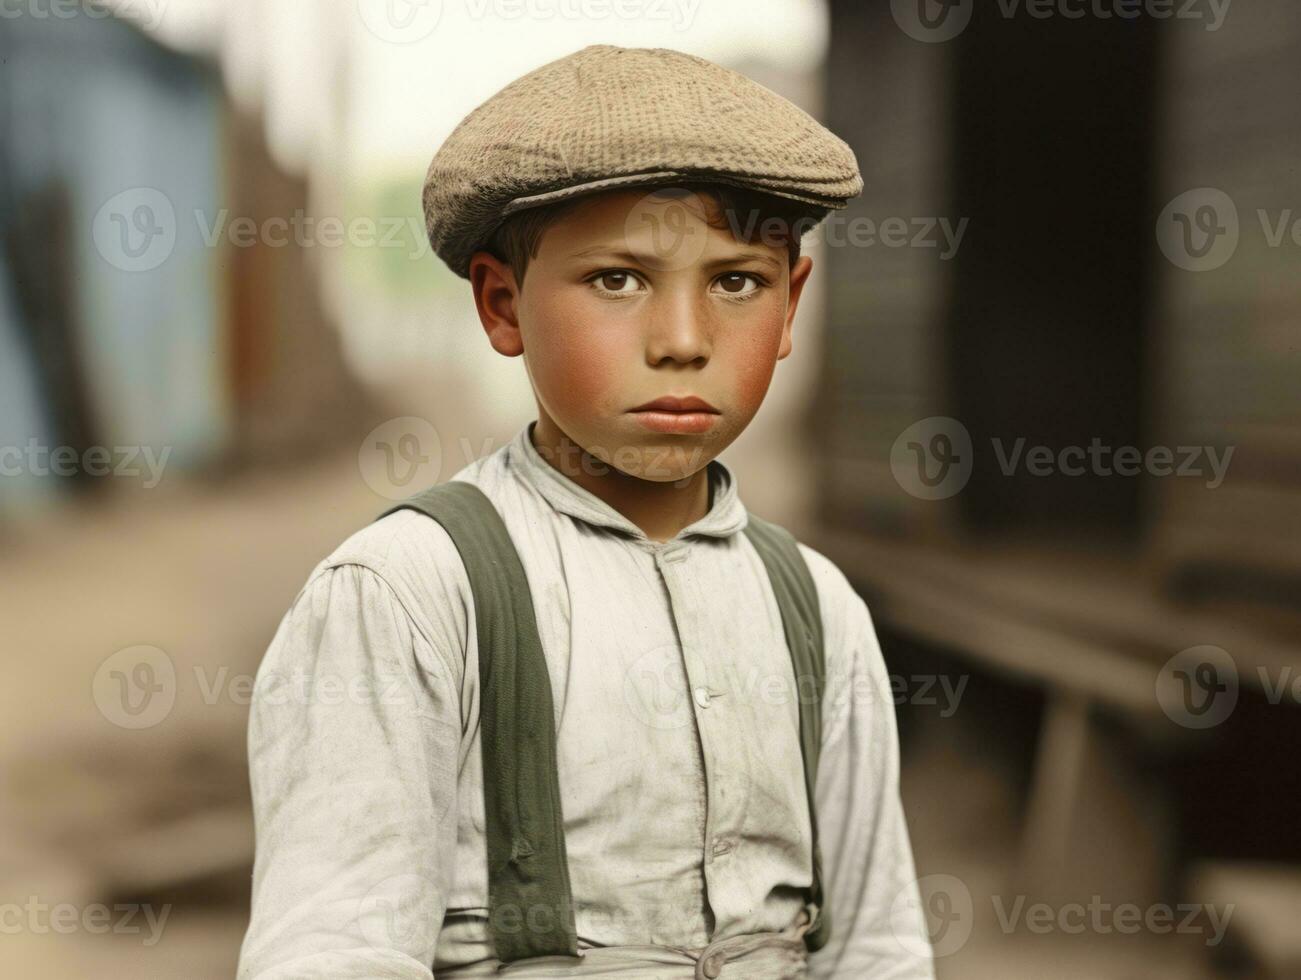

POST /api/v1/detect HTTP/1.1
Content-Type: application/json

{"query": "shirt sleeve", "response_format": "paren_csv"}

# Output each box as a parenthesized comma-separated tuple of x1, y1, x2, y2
(806, 571, 936, 980)
(237, 561, 461, 980)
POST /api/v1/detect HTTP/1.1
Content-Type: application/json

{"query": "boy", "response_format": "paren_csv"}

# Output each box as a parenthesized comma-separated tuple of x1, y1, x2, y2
(238, 44, 934, 979)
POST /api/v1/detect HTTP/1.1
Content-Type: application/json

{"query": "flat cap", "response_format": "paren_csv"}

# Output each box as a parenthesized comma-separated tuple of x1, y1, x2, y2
(421, 44, 863, 279)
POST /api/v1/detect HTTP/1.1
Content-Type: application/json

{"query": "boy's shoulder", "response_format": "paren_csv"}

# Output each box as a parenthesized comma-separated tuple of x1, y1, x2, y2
(300, 451, 506, 644)
(787, 535, 884, 693)
(790, 536, 871, 629)
(321, 444, 504, 577)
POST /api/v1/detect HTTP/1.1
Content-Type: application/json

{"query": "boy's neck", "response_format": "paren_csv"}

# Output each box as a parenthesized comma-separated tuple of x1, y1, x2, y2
(529, 417, 712, 544)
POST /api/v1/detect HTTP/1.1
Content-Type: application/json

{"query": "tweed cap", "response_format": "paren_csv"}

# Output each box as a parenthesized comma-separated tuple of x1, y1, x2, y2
(422, 44, 863, 279)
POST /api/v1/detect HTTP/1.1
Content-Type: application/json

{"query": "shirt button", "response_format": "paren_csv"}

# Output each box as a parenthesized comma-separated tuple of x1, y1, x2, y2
(700, 951, 727, 978)
(711, 838, 733, 857)
(693, 686, 712, 708)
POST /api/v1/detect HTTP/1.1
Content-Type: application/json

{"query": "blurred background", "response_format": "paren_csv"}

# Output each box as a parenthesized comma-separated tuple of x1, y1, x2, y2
(1, 0, 1298, 977)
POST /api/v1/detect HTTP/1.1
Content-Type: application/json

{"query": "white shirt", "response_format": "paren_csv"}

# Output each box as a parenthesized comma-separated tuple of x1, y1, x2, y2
(238, 421, 934, 980)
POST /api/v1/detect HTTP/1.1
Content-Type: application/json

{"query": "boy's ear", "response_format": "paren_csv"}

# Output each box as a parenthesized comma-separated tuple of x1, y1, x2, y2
(468, 251, 524, 357)
(777, 255, 815, 361)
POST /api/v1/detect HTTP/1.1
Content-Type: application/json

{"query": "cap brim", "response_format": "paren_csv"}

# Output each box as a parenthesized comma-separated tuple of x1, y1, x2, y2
(500, 170, 852, 218)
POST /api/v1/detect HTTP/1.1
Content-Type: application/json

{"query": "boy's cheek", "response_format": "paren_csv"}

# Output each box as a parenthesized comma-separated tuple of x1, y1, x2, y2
(531, 338, 628, 417)
(721, 324, 784, 411)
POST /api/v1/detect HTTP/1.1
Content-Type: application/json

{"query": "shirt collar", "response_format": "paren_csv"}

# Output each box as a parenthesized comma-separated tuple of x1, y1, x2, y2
(506, 421, 748, 543)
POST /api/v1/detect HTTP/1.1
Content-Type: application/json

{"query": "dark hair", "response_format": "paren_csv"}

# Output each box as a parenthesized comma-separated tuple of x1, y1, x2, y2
(482, 181, 829, 286)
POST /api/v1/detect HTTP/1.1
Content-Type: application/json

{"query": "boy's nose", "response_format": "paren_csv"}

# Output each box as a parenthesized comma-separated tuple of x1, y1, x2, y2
(645, 292, 711, 366)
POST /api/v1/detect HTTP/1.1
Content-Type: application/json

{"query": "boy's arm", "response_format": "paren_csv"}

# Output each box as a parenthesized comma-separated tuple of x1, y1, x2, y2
(237, 560, 461, 980)
(801, 548, 936, 980)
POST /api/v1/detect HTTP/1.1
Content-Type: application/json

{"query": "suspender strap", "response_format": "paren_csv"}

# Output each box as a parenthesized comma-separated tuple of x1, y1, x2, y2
(741, 515, 831, 954)
(379, 481, 579, 962)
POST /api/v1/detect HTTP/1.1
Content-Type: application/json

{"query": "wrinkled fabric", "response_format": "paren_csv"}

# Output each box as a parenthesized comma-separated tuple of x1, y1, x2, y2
(237, 421, 935, 980)
(438, 905, 816, 979)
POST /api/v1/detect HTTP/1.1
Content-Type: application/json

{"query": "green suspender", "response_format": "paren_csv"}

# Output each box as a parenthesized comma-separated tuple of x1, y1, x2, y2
(741, 514, 831, 954)
(378, 483, 829, 962)
(380, 481, 579, 962)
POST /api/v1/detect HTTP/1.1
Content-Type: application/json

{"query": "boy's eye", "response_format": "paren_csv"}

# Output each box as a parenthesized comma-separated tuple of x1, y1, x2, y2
(586, 269, 768, 299)
(590, 270, 644, 295)
(712, 272, 764, 298)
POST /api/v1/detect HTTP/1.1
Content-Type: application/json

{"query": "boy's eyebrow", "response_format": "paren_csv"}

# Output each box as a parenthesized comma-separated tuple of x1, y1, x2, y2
(569, 245, 784, 273)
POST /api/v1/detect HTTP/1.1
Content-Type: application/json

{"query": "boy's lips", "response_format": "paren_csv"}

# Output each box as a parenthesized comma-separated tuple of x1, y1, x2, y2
(630, 395, 719, 413)
(628, 395, 720, 434)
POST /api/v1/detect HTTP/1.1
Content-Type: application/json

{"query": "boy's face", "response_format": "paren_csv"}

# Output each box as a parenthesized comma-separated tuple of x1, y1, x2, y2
(470, 189, 814, 482)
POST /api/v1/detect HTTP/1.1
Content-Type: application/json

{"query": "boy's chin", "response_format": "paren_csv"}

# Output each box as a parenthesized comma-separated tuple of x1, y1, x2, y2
(586, 436, 715, 485)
